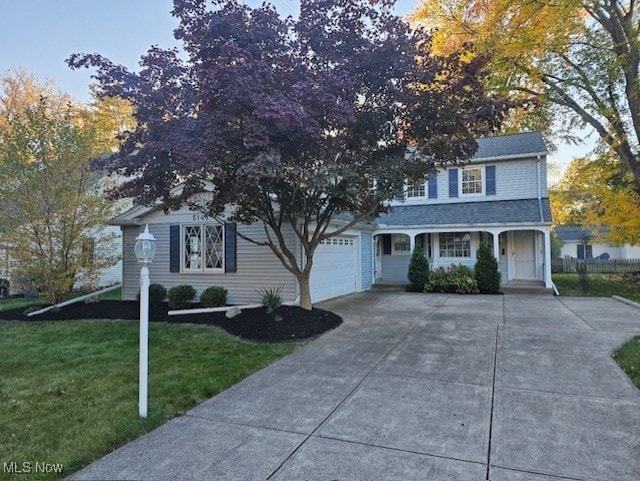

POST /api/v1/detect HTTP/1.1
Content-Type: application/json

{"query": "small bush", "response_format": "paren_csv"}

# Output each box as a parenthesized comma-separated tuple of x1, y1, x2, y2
(149, 284, 167, 306)
(258, 285, 284, 314)
(424, 263, 479, 294)
(474, 243, 501, 293)
(167, 284, 196, 309)
(200, 286, 228, 308)
(407, 247, 429, 292)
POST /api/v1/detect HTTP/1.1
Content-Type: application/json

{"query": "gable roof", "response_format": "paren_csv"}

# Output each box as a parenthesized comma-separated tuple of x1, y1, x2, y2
(376, 198, 552, 227)
(472, 131, 548, 161)
(554, 226, 610, 242)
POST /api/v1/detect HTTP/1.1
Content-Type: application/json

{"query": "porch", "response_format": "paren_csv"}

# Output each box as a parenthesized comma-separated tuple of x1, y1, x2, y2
(373, 227, 553, 289)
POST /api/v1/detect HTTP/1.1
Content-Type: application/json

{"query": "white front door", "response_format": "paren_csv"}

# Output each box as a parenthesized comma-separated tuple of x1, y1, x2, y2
(512, 230, 536, 279)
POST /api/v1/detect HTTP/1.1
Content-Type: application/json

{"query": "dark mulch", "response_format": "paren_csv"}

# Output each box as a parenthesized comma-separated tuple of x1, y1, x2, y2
(0, 300, 342, 342)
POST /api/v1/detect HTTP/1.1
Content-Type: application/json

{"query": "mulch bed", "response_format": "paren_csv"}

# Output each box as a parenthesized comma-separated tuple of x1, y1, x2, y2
(0, 300, 342, 342)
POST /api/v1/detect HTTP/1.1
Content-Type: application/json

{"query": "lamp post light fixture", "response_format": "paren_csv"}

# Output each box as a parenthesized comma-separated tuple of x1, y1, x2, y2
(134, 224, 156, 418)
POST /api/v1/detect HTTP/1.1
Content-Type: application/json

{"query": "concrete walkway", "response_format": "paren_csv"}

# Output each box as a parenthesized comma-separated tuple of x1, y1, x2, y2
(69, 293, 640, 480)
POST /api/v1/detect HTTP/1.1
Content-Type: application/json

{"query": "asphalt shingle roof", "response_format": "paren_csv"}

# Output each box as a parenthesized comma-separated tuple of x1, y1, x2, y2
(473, 132, 548, 160)
(554, 226, 609, 242)
(376, 198, 552, 227)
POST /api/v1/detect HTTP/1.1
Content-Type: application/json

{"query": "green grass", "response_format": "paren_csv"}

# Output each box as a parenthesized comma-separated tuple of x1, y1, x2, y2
(0, 319, 299, 480)
(0, 296, 42, 311)
(612, 336, 640, 389)
(97, 285, 122, 301)
(0, 286, 122, 313)
(552, 273, 640, 303)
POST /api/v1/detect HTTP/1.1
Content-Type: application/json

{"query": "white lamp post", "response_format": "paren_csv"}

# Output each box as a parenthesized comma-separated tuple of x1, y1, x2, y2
(134, 224, 156, 418)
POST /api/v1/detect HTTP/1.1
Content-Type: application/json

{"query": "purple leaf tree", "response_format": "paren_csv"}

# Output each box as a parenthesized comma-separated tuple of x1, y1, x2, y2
(68, 0, 509, 309)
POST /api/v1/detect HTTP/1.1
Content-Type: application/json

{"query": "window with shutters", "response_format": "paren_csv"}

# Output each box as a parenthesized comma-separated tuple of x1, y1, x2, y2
(182, 224, 224, 272)
(461, 166, 484, 195)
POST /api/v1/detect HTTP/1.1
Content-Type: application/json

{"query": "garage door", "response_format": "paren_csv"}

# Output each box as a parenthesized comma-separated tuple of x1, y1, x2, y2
(309, 236, 358, 302)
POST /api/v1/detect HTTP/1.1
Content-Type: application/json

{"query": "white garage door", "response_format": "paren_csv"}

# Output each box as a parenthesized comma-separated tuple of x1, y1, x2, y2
(310, 236, 358, 302)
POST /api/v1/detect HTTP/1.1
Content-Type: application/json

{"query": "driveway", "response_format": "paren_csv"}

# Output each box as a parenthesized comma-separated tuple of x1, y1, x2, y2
(70, 292, 640, 480)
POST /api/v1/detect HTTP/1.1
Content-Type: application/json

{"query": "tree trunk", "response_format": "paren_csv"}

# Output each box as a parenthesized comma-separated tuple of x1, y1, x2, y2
(296, 271, 313, 311)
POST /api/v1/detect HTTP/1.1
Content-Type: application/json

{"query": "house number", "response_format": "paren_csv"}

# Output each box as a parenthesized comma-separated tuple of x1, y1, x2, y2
(192, 214, 210, 221)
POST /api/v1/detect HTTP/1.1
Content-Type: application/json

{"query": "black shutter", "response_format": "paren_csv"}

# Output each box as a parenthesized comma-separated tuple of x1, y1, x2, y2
(225, 223, 237, 273)
(382, 234, 392, 255)
(577, 244, 585, 259)
(486, 165, 496, 195)
(169, 225, 180, 273)
(428, 173, 438, 199)
(449, 169, 458, 198)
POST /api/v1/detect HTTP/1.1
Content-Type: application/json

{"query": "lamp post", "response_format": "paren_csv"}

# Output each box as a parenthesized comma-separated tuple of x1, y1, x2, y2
(134, 224, 156, 418)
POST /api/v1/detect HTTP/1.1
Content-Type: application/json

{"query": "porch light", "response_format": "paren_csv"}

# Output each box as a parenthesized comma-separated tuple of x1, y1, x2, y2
(134, 224, 156, 418)
(134, 225, 156, 264)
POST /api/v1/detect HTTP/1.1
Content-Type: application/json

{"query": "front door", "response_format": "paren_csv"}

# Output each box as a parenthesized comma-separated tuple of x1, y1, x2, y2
(512, 230, 536, 279)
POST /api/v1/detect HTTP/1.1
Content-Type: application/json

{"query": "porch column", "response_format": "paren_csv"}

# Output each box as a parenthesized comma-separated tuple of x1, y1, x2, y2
(543, 228, 553, 288)
(410, 233, 416, 253)
(492, 231, 500, 261)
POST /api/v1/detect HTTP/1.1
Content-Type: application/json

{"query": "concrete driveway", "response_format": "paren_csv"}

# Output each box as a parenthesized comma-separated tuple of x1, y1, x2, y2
(70, 292, 640, 480)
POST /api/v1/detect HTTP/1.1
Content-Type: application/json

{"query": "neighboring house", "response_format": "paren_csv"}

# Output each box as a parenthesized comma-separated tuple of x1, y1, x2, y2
(112, 131, 554, 305)
(555, 226, 640, 260)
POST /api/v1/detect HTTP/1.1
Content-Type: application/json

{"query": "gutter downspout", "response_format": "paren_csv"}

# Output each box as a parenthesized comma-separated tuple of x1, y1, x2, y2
(537, 154, 544, 222)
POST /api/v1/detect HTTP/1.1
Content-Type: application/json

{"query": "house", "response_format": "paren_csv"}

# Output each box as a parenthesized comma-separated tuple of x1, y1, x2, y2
(112, 131, 553, 304)
(555, 226, 640, 260)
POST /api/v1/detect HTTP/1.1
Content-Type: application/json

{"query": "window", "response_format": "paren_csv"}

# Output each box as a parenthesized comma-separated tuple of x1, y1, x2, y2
(183, 224, 224, 272)
(439, 232, 471, 258)
(461, 167, 483, 195)
(406, 183, 425, 198)
(392, 234, 410, 255)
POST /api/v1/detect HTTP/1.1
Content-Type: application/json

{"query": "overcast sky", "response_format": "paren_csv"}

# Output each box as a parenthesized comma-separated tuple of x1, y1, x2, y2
(1, 0, 592, 172)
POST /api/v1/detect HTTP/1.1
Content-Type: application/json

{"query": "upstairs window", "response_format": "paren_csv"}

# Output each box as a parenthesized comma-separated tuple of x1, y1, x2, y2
(406, 184, 425, 198)
(461, 167, 483, 195)
(183, 224, 224, 272)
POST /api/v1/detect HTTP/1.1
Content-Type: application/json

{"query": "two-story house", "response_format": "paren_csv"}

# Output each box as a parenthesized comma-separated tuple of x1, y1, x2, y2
(374, 131, 553, 289)
(112, 131, 552, 305)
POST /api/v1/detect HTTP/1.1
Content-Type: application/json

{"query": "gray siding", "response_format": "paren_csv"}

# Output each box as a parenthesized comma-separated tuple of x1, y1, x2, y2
(391, 157, 547, 206)
(360, 232, 373, 290)
(122, 221, 297, 305)
(381, 254, 410, 283)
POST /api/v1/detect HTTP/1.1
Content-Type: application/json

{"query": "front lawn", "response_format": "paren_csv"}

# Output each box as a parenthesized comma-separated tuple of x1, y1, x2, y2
(552, 273, 640, 303)
(0, 319, 298, 480)
(612, 336, 640, 389)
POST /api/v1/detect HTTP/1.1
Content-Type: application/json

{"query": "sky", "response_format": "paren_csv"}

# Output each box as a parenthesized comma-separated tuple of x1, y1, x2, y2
(1, 0, 593, 175)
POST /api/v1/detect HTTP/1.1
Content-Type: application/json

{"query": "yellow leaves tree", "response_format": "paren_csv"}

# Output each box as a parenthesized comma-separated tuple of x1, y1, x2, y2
(412, 0, 640, 191)
(0, 70, 132, 303)
(550, 153, 640, 246)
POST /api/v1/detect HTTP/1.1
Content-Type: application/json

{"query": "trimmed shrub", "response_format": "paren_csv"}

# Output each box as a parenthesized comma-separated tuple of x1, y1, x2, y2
(407, 247, 429, 292)
(149, 284, 167, 306)
(200, 286, 228, 308)
(474, 243, 501, 293)
(167, 284, 196, 309)
(258, 286, 284, 314)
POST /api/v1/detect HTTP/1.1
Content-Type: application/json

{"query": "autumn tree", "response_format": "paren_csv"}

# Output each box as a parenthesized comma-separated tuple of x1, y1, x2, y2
(0, 70, 130, 303)
(68, 0, 508, 309)
(412, 0, 640, 191)
(550, 152, 640, 245)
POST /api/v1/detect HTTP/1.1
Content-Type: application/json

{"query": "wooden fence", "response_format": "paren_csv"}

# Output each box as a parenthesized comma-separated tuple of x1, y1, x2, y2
(556, 257, 640, 274)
